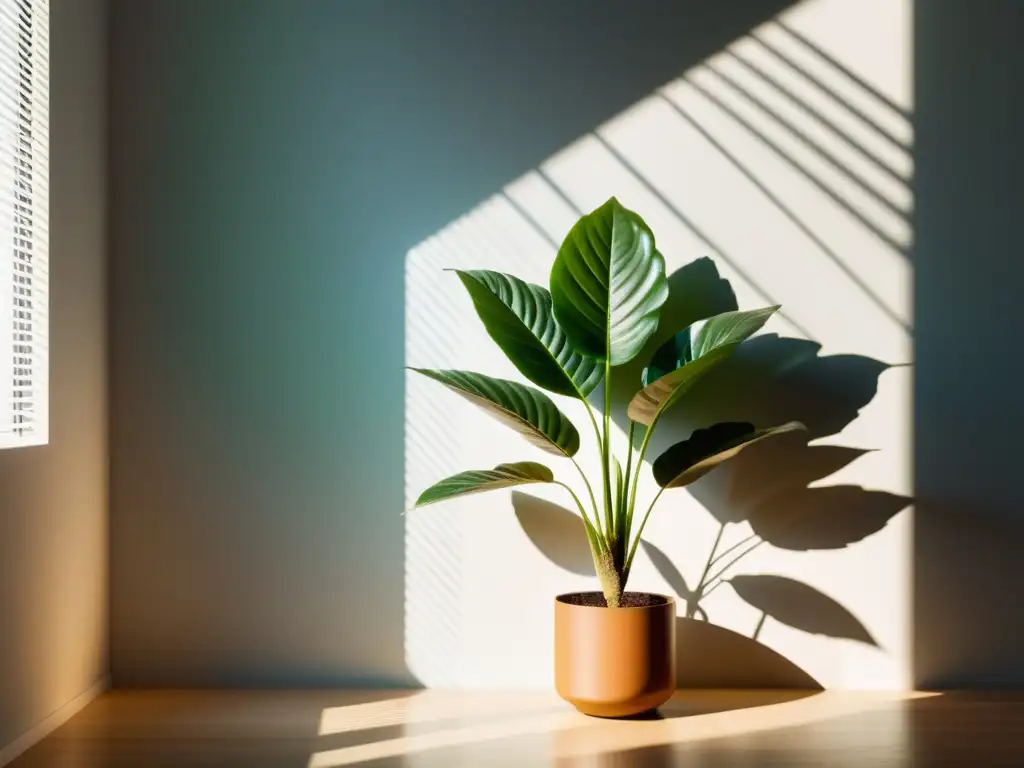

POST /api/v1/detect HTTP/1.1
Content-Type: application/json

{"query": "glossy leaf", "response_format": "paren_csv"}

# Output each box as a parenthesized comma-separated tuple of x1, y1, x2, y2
(729, 574, 877, 646)
(653, 421, 806, 489)
(415, 462, 554, 507)
(550, 197, 669, 365)
(410, 368, 580, 457)
(645, 306, 781, 382)
(454, 270, 603, 398)
(626, 345, 736, 425)
(627, 306, 781, 425)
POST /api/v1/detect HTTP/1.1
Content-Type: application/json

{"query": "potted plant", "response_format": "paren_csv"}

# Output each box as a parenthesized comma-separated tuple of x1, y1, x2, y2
(410, 197, 802, 717)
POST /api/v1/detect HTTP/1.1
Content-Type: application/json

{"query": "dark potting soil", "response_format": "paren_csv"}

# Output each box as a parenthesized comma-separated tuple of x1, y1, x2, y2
(559, 592, 669, 608)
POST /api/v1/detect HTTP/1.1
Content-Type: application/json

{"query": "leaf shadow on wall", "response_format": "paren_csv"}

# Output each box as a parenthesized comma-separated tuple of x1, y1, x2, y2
(518, 259, 912, 688)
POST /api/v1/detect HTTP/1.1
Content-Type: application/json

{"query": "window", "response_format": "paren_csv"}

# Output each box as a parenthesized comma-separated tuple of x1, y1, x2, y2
(0, 0, 47, 448)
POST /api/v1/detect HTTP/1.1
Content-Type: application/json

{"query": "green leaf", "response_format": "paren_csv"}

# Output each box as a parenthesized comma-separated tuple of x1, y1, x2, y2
(415, 462, 554, 507)
(453, 270, 603, 398)
(626, 345, 737, 425)
(645, 306, 781, 382)
(653, 421, 806, 489)
(409, 368, 580, 457)
(627, 306, 781, 425)
(550, 197, 669, 365)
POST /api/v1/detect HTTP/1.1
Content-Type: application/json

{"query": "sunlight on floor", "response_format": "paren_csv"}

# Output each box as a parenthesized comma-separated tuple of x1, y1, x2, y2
(310, 691, 938, 767)
(406, 0, 913, 690)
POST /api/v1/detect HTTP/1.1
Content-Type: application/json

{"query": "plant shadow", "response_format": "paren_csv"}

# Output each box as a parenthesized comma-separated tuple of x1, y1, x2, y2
(521, 258, 912, 681)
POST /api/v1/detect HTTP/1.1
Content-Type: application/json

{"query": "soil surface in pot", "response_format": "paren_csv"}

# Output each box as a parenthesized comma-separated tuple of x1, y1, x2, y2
(559, 592, 669, 608)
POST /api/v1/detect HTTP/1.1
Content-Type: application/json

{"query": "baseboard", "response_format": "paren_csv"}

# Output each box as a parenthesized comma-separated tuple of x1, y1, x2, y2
(0, 676, 110, 767)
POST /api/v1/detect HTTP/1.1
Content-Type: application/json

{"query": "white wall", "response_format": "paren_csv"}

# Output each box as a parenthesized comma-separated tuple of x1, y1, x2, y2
(107, 0, 794, 687)
(0, 0, 108, 757)
(108, 0, 1024, 690)
(406, 0, 913, 689)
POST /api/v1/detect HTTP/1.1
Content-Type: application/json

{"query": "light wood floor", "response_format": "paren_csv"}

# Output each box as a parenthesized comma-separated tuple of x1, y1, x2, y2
(8, 689, 1024, 767)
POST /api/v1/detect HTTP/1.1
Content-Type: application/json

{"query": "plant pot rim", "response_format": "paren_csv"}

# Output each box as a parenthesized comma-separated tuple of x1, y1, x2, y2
(555, 591, 675, 611)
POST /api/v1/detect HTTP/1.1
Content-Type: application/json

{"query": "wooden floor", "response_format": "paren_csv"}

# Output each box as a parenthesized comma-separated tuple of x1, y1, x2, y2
(8, 689, 1024, 767)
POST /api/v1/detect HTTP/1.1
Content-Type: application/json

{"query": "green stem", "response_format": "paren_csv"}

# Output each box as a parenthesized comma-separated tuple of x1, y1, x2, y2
(625, 420, 655, 532)
(579, 399, 606, 540)
(582, 398, 603, 459)
(703, 540, 765, 590)
(709, 532, 758, 568)
(624, 485, 665, 571)
(555, 481, 602, 553)
(602, 358, 614, 545)
(694, 523, 726, 597)
(620, 420, 636, 541)
(570, 457, 602, 541)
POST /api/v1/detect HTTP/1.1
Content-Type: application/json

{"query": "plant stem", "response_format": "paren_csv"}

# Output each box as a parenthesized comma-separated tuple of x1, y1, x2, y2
(620, 420, 636, 541)
(709, 532, 759, 568)
(555, 481, 602, 553)
(694, 523, 726, 597)
(624, 485, 665, 571)
(602, 358, 614, 546)
(703, 540, 765, 590)
(625, 420, 656, 532)
(579, 399, 607, 541)
(570, 457, 602, 541)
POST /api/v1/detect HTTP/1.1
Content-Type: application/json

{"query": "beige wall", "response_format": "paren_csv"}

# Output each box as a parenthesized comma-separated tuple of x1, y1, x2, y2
(0, 0, 108, 755)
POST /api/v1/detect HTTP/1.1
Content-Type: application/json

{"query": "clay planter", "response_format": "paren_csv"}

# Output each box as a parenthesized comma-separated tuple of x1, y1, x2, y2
(554, 592, 676, 717)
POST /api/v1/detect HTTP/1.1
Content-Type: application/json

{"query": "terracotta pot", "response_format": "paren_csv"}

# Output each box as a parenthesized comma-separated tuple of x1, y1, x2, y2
(554, 592, 676, 717)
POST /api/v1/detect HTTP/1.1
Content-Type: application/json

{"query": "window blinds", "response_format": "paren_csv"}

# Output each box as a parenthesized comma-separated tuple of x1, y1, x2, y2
(0, 0, 47, 447)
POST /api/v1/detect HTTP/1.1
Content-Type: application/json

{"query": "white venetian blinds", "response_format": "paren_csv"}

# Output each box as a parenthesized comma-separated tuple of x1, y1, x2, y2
(0, 0, 47, 447)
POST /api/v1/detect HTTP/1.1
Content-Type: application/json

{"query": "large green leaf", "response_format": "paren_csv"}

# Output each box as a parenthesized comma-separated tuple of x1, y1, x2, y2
(415, 462, 554, 507)
(645, 306, 781, 381)
(626, 306, 781, 425)
(653, 421, 806, 489)
(550, 197, 669, 365)
(409, 368, 580, 457)
(626, 345, 737, 425)
(453, 270, 602, 398)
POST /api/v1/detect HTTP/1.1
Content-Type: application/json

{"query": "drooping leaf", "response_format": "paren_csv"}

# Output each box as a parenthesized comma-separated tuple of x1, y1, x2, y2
(653, 421, 806, 489)
(415, 462, 554, 507)
(453, 270, 603, 398)
(729, 574, 877, 646)
(641, 540, 693, 600)
(550, 197, 669, 365)
(626, 345, 737, 425)
(410, 369, 580, 457)
(747, 485, 910, 550)
(645, 306, 781, 382)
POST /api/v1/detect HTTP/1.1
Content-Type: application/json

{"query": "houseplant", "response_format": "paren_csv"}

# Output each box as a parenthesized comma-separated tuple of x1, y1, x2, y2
(410, 197, 802, 716)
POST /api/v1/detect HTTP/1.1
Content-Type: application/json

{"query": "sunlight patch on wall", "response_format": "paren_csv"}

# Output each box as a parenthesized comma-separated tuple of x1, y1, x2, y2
(406, 0, 913, 689)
